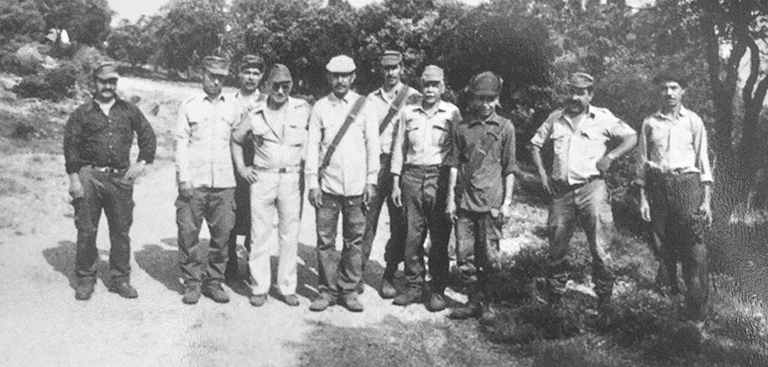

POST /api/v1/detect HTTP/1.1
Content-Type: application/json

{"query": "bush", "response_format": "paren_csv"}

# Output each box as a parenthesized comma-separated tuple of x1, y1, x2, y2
(12, 64, 78, 101)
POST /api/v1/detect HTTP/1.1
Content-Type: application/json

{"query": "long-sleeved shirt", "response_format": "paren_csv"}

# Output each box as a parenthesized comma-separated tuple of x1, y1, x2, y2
(305, 91, 379, 196)
(530, 105, 635, 185)
(390, 100, 462, 175)
(635, 106, 712, 185)
(174, 92, 239, 188)
(63, 97, 156, 174)
(363, 83, 421, 155)
(232, 97, 311, 170)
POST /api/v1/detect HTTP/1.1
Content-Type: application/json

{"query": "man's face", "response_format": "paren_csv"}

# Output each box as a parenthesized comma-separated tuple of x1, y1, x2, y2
(471, 94, 498, 118)
(203, 70, 225, 97)
(94, 77, 117, 101)
(657, 81, 685, 109)
(270, 81, 292, 105)
(328, 72, 355, 97)
(239, 67, 262, 93)
(421, 80, 443, 105)
(564, 86, 593, 115)
(382, 64, 402, 88)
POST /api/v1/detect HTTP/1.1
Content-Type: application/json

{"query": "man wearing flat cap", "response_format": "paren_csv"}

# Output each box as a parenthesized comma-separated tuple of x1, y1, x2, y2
(64, 61, 156, 301)
(360, 50, 421, 298)
(305, 54, 379, 312)
(231, 64, 311, 307)
(174, 56, 240, 305)
(529, 72, 637, 311)
(446, 71, 517, 321)
(390, 65, 461, 312)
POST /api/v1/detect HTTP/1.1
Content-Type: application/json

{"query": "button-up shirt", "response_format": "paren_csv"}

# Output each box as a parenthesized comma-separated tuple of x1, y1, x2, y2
(305, 91, 379, 196)
(635, 106, 712, 185)
(364, 83, 421, 155)
(530, 105, 635, 185)
(390, 100, 461, 175)
(233, 90, 262, 118)
(174, 92, 240, 188)
(232, 97, 311, 170)
(64, 97, 156, 174)
(446, 112, 518, 212)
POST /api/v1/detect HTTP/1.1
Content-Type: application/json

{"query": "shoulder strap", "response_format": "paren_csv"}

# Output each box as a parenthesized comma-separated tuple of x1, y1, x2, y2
(379, 85, 411, 134)
(320, 96, 367, 171)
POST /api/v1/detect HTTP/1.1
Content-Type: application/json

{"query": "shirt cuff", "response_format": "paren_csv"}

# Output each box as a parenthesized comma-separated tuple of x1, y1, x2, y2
(306, 174, 319, 190)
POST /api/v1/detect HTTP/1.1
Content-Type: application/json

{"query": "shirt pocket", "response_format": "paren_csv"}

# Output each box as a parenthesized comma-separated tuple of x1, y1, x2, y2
(250, 119, 272, 147)
(551, 128, 568, 156)
(431, 119, 450, 147)
(405, 118, 423, 147)
(285, 123, 307, 147)
(187, 119, 203, 142)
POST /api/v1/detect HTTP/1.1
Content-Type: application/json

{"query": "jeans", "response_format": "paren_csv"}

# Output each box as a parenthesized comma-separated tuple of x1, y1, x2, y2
(361, 154, 406, 270)
(315, 192, 366, 296)
(455, 210, 502, 288)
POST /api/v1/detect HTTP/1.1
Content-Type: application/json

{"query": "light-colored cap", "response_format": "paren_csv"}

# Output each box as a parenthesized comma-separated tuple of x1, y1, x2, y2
(380, 50, 402, 66)
(93, 62, 119, 79)
(203, 56, 230, 76)
(239, 54, 264, 72)
(567, 72, 594, 88)
(326, 55, 356, 73)
(421, 65, 444, 82)
(469, 71, 502, 96)
(268, 64, 292, 83)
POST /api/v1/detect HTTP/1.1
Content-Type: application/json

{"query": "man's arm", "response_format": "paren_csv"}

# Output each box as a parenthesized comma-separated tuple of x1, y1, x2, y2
(636, 121, 651, 222)
(63, 109, 84, 199)
(530, 144, 552, 196)
(306, 106, 323, 207)
(125, 107, 156, 181)
(174, 101, 193, 199)
(596, 132, 638, 175)
(390, 112, 406, 207)
(231, 115, 258, 184)
(500, 121, 518, 219)
(363, 105, 380, 205)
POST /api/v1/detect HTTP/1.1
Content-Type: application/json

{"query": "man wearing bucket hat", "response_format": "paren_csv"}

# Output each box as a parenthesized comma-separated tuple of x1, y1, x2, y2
(174, 56, 240, 305)
(64, 61, 156, 300)
(390, 65, 461, 312)
(359, 50, 421, 298)
(231, 64, 311, 307)
(445, 71, 517, 321)
(305, 54, 379, 312)
(529, 72, 637, 311)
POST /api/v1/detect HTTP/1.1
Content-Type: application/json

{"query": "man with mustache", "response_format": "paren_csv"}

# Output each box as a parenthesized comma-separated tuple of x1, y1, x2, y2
(636, 72, 712, 320)
(529, 72, 637, 311)
(64, 61, 156, 300)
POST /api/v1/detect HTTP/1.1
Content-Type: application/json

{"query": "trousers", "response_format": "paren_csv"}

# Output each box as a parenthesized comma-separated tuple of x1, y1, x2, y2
(315, 192, 366, 296)
(361, 154, 407, 270)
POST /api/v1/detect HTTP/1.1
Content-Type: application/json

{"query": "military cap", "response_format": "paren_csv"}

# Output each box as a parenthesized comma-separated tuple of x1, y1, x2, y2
(380, 50, 403, 66)
(468, 71, 503, 97)
(93, 61, 119, 79)
(239, 54, 265, 72)
(652, 70, 688, 89)
(567, 72, 594, 88)
(421, 65, 444, 82)
(268, 64, 292, 83)
(203, 56, 230, 76)
(326, 55, 356, 73)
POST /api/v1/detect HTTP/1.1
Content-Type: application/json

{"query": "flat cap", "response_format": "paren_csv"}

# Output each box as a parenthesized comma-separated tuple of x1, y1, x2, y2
(380, 50, 402, 66)
(421, 65, 444, 82)
(203, 56, 230, 76)
(268, 64, 292, 83)
(469, 71, 502, 96)
(93, 61, 119, 79)
(239, 54, 265, 72)
(326, 55, 356, 73)
(567, 72, 594, 88)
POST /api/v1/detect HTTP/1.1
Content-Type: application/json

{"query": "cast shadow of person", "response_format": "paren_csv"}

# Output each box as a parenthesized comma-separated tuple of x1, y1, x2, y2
(43, 241, 110, 289)
(134, 238, 186, 294)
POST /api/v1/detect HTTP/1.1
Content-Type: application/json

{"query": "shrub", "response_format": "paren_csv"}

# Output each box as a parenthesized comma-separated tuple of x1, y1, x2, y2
(12, 64, 78, 101)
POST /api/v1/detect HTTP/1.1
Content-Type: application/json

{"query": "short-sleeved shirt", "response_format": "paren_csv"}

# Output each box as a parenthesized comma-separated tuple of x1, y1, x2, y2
(363, 83, 421, 155)
(390, 100, 462, 175)
(174, 92, 240, 188)
(305, 91, 379, 196)
(446, 112, 518, 212)
(233, 90, 262, 118)
(530, 105, 635, 185)
(232, 97, 311, 170)
(635, 106, 712, 185)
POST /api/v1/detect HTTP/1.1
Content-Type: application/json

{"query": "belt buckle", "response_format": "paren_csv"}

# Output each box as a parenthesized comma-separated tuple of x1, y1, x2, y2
(278, 167, 287, 173)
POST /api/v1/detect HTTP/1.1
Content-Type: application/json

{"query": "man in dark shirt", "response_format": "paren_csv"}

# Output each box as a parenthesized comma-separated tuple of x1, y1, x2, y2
(63, 62, 156, 301)
(446, 72, 517, 322)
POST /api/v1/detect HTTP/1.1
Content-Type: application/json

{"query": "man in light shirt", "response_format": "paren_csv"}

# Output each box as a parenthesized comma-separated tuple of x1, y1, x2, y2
(636, 71, 712, 320)
(305, 55, 379, 312)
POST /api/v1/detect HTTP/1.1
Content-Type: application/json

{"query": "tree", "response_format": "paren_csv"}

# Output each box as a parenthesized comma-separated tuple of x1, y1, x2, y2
(0, 0, 46, 46)
(37, 0, 112, 46)
(106, 17, 157, 69)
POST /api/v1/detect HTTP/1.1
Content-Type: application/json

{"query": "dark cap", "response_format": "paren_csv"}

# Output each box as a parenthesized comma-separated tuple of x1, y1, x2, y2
(421, 65, 444, 82)
(203, 56, 230, 76)
(268, 64, 292, 83)
(652, 70, 688, 89)
(239, 54, 265, 72)
(469, 71, 503, 96)
(93, 61, 119, 79)
(567, 72, 594, 88)
(380, 50, 403, 66)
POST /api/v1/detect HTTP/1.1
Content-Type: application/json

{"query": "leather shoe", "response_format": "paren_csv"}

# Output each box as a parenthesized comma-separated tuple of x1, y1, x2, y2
(182, 282, 202, 305)
(75, 280, 95, 301)
(341, 293, 364, 312)
(250, 294, 267, 307)
(202, 282, 230, 303)
(309, 293, 336, 312)
(393, 287, 422, 306)
(449, 301, 482, 320)
(379, 277, 396, 299)
(427, 292, 447, 312)
(283, 294, 300, 307)
(356, 281, 365, 294)
(108, 281, 138, 299)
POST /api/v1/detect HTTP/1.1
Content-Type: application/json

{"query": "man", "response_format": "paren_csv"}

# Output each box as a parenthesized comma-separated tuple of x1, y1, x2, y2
(231, 64, 311, 307)
(174, 56, 240, 305)
(226, 54, 265, 281)
(445, 71, 517, 321)
(64, 61, 156, 301)
(529, 72, 637, 310)
(636, 72, 712, 320)
(390, 65, 461, 312)
(360, 50, 421, 298)
(305, 55, 379, 312)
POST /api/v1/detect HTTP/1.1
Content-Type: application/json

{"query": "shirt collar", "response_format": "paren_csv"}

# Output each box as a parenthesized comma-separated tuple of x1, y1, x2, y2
(469, 111, 502, 126)
(414, 100, 447, 114)
(374, 82, 403, 101)
(203, 92, 227, 103)
(560, 105, 595, 122)
(329, 91, 357, 104)
(652, 105, 691, 120)
(88, 96, 125, 112)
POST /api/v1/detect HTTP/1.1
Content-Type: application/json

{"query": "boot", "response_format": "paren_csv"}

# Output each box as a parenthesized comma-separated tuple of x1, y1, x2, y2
(449, 286, 482, 320)
(379, 263, 397, 299)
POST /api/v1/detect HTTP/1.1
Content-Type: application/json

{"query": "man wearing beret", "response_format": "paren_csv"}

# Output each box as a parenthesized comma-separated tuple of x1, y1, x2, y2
(305, 55, 379, 312)
(636, 72, 712, 320)
(529, 72, 637, 310)
(360, 50, 421, 298)
(64, 61, 156, 300)
(174, 56, 240, 305)
(446, 71, 517, 321)
(390, 65, 461, 311)
(232, 64, 311, 307)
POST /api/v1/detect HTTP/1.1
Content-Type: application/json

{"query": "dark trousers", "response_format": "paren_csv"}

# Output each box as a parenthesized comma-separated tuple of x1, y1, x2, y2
(176, 187, 235, 284)
(74, 167, 134, 282)
(315, 192, 366, 296)
(401, 165, 451, 292)
(226, 138, 254, 278)
(361, 154, 406, 270)
(455, 210, 502, 289)
(646, 171, 708, 319)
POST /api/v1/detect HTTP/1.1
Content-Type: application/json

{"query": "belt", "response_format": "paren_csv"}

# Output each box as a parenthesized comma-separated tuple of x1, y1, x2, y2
(404, 164, 443, 170)
(555, 175, 601, 191)
(254, 166, 302, 173)
(86, 165, 126, 174)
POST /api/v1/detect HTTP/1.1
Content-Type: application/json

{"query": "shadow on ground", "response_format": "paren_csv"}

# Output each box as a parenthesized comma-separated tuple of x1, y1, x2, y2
(43, 241, 110, 288)
(134, 238, 185, 294)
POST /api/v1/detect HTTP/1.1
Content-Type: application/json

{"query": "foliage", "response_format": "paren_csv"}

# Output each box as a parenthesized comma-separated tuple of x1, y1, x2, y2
(0, 0, 46, 45)
(37, 0, 112, 46)
(12, 63, 78, 101)
(106, 17, 158, 68)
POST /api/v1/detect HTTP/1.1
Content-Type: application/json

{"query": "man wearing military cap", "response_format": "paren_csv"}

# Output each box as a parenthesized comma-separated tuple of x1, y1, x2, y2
(305, 54, 379, 312)
(445, 71, 517, 321)
(232, 64, 311, 307)
(529, 72, 637, 311)
(174, 56, 240, 305)
(359, 50, 421, 298)
(64, 61, 156, 300)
